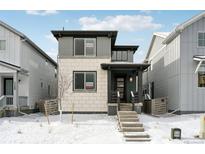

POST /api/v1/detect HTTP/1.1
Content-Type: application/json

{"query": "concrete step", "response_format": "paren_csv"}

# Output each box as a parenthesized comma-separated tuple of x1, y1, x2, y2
(123, 132, 149, 138)
(119, 108, 133, 111)
(121, 122, 143, 127)
(120, 103, 133, 106)
(118, 111, 136, 114)
(119, 115, 138, 119)
(119, 118, 139, 122)
(125, 137, 151, 142)
(121, 127, 144, 132)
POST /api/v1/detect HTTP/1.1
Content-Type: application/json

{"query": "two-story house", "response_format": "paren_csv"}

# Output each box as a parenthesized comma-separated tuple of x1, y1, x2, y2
(0, 20, 57, 116)
(52, 30, 149, 115)
(144, 12, 205, 114)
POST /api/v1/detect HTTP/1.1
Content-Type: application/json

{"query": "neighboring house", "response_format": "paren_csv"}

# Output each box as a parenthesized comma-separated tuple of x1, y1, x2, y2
(52, 30, 149, 115)
(144, 12, 205, 113)
(0, 20, 57, 116)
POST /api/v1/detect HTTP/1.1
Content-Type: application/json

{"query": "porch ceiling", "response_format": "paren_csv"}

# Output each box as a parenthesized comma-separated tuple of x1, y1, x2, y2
(101, 63, 150, 71)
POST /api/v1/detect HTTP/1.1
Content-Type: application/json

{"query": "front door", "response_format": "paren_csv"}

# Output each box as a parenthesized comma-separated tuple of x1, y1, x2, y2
(115, 77, 126, 102)
(4, 78, 13, 105)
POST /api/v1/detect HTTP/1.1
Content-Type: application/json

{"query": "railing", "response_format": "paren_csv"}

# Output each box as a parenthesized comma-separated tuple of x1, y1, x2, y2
(130, 91, 138, 111)
(117, 91, 120, 111)
(0, 95, 6, 109)
(110, 91, 121, 110)
(5, 95, 13, 105)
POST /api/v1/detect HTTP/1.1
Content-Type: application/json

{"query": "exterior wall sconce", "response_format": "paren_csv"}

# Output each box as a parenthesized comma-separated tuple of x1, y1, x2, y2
(129, 76, 133, 82)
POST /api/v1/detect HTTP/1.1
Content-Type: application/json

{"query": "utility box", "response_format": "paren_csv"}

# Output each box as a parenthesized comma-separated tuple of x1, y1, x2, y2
(151, 97, 168, 116)
(199, 115, 205, 139)
(171, 128, 181, 139)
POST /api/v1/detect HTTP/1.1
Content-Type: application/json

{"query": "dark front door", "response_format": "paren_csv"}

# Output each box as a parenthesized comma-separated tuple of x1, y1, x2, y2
(4, 78, 13, 105)
(115, 77, 126, 102)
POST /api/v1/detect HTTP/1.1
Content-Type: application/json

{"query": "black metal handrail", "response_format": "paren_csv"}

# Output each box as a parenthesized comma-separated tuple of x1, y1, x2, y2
(130, 91, 138, 111)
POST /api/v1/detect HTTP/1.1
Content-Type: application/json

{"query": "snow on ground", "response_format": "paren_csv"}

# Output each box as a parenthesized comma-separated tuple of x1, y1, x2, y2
(0, 113, 204, 144)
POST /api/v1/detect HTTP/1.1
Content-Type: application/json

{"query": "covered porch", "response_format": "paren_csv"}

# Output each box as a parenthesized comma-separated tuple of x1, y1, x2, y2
(101, 63, 150, 115)
(0, 61, 28, 115)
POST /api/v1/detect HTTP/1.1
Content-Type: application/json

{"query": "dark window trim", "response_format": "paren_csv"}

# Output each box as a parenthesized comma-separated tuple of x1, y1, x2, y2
(73, 37, 97, 57)
(3, 78, 13, 95)
(198, 32, 205, 48)
(198, 71, 205, 87)
(73, 71, 97, 92)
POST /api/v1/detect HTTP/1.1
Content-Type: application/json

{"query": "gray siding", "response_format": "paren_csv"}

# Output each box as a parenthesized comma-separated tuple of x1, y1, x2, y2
(97, 37, 111, 58)
(147, 36, 165, 60)
(180, 17, 205, 112)
(0, 24, 21, 66)
(59, 37, 73, 58)
(21, 41, 57, 109)
(143, 35, 181, 111)
(58, 36, 111, 58)
(128, 51, 134, 62)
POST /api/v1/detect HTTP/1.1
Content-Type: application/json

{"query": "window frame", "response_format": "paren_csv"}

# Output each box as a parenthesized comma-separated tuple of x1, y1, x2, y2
(197, 32, 205, 48)
(198, 71, 205, 88)
(73, 71, 97, 92)
(74, 38, 96, 57)
(0, 40, 6, 51)
(111, 51, 128, 62)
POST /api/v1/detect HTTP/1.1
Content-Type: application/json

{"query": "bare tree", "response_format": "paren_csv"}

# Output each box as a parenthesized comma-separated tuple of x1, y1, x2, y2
(58, 71, 72, 122)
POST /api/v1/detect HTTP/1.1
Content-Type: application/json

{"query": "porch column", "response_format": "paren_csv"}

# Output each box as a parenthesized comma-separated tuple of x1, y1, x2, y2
(108, 68, 111, 103)
(13, 72, 19, 109)
(138, 69, 143, 103)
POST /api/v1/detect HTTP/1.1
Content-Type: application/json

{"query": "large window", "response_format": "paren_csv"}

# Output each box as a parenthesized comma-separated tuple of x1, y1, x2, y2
(74, 38, 96, 56)
(198, 32, 205, 47)
(0, 40, 6, 50)
(198, 72, 205, 87)
(74, 71, 96, 91)
(112, 51, 128, 61)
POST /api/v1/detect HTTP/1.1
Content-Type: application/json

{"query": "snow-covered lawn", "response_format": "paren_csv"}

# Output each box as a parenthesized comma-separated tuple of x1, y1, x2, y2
(0, 113, 204, 144)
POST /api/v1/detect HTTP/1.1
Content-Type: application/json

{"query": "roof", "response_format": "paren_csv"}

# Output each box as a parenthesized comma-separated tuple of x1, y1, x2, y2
(112, 45, 139, 53)
(0, 20, 57, 67)
(154, 32, 170, 38)
(0, 60, 28, 74)
(101, 63, 150, 70)
(51, 30, 118, 46)
(163, 11, 205, 44)
(145, 32, 170, 59)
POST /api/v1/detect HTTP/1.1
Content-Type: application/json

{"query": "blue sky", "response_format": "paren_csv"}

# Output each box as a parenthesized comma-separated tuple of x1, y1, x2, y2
(0, 10, 203, 62)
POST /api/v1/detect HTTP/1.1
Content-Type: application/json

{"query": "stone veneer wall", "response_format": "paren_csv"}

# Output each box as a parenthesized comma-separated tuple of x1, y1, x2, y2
(58, 58, 111, 112)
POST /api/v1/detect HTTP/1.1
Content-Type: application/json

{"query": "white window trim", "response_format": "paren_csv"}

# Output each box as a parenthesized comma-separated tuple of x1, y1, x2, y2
(0, 40, 6, 51)
(197, 31, 205, 48)
(74, 38, 96, 57)
(73, 71, 97, 92)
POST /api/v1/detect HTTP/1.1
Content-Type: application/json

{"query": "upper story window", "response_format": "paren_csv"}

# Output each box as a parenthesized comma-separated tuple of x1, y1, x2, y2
(112, 51, 128, 61)
(0, 40, 6, 50)
(74, 38, 96, 56)
(198, 32, 205, 47)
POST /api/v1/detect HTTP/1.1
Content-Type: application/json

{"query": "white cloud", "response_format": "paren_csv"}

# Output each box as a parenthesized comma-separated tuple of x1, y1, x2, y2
(26, 10, 59, 16)
(79, 15, 162, 32)
(45, 34, 57, 44)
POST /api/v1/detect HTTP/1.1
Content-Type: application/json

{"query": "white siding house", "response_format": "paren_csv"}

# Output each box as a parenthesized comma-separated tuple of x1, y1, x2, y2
(144, 12, 205, 113)
(0, 20, 57, 116)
